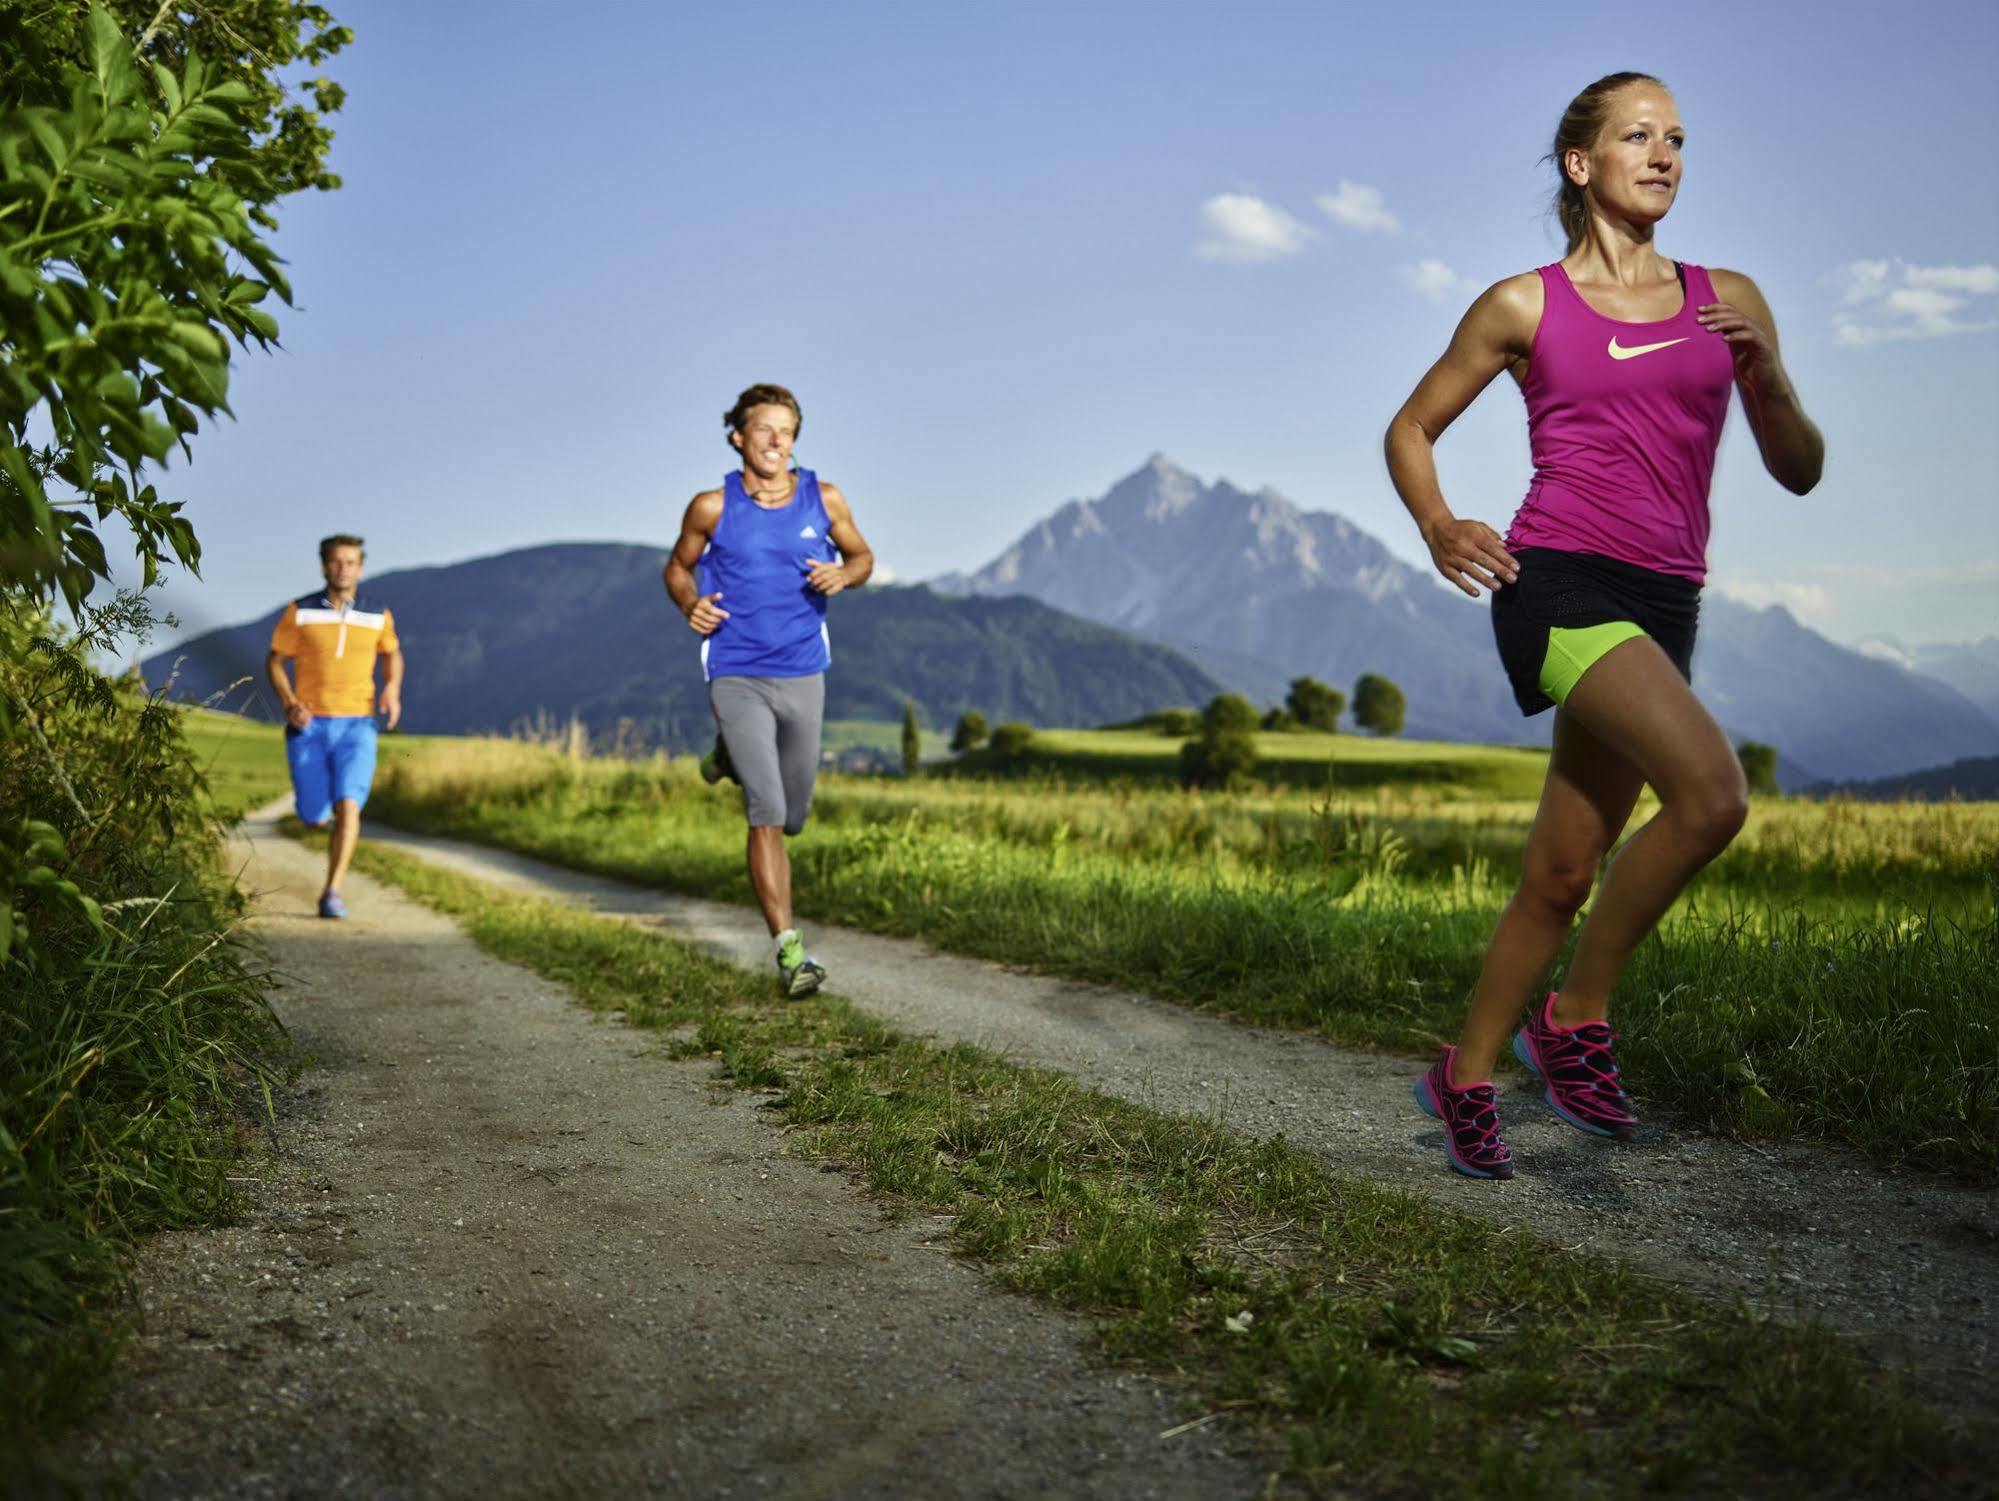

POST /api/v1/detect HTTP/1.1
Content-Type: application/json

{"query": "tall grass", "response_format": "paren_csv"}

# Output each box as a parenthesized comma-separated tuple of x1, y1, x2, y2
(3, 621, 292, 1473)
(367, 738, 1998, 1176)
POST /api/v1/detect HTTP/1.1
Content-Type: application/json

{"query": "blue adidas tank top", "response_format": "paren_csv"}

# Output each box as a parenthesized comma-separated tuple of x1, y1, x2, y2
(699, 468, 836, 681)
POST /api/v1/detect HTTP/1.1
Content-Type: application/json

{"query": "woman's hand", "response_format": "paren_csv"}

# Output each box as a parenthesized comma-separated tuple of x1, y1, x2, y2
(1697, 301, 1784, 391)
(1423, 517, 1519, 599)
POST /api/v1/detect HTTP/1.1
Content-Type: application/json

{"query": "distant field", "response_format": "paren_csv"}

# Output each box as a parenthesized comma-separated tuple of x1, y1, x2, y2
(954, 725, 1553, 798)
(820, 718, 950, 763)
(177, 708, 436, 821)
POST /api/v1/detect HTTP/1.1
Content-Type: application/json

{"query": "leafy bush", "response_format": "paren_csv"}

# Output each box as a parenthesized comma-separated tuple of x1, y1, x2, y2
(991, 721, 1035, 761)
(1352, 674, 1406, 737)
(1180, 694, 1262, 789)
(949, 710, 989, 753)
(1261, 706, 1298, 731)
(1202, 693, 1259, 736)
(1285, 676, 1344, 731)
(2, 598, 289, 1458)
(1739, 740, 1780, 796)
(900, 700, 922, 776)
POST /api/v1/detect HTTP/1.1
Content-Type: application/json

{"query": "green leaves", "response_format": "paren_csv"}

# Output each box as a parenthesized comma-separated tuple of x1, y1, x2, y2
(0, 816, 106, 963)
(1, 2, 291, 613)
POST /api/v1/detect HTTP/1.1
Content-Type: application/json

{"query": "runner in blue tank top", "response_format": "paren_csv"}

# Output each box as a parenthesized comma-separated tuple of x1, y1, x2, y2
(663, 384, 875, 996)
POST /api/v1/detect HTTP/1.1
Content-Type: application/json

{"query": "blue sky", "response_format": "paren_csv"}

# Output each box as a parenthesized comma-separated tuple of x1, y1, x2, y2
(125, 0, 1999, 655)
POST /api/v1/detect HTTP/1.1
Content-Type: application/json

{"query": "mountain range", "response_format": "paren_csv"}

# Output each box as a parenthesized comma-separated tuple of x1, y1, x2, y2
(933, 456, 1996, 785)
(140, 545, 1222, 745)
(144, 459, 1992, 786)
(1854, 636, 1999, 725)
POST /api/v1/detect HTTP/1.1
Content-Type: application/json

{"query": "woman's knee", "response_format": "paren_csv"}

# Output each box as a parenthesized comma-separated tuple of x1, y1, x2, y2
(1666, 777, 1748, 854)
(1520, 852, 1599, 920)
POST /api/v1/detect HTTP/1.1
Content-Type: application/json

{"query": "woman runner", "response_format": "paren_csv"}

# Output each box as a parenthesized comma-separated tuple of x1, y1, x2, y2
(665, 383, 875, 996)
(1384, 72, 1824, 1178)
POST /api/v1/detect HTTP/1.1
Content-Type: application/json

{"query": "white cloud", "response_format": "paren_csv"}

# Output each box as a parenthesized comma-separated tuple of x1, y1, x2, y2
(1905, 264, 1999, 295)
(1195, 193, 1312, 262)
(1399, 258, 1472, 304)
(1712, 576, 1833, 621)
(1833, 258, 1891, 305)
(1716, 560, 1999, 630)
(1316, 180, 1398, 234)
(1830, 257, 1999, 345)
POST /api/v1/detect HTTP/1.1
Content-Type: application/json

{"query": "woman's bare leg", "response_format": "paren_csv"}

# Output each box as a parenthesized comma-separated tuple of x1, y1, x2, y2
(1556, 640, 1748, 1021)
(1451, 708, 1643, 1086)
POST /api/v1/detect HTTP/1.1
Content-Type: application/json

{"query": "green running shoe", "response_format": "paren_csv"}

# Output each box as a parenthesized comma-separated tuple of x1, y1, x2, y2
(775, 930, 826, 998)
(699, 735, 737, 786)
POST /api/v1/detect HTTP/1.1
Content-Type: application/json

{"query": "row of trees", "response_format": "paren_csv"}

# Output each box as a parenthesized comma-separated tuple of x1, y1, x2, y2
(914, 698, 1783, 797)
(1269, 673, 1406, 737)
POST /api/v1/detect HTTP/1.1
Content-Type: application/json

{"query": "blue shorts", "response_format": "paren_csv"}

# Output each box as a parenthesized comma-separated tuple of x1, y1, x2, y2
(286, 715, 378, 824)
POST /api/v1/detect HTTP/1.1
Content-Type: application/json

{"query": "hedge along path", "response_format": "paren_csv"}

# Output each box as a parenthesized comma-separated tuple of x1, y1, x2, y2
(60, 804, 1268, 1499)
(354, 817, 1999, 1419)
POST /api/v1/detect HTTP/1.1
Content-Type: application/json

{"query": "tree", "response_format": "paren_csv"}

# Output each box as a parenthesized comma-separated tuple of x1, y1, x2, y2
(1285, 676, 1345, 732)
(1, 8, 300, 611)
(1351, 674, 1406, 737)
(1202, 693, 1260, 736)
(991, 722, 1035, 762)
(1737, 740, 1780, 796)
(2, 0, 351, 224)
(1261, 705, 1297, 732)
(1179, 693, 1260, 790)
(3, 5, 330, 959)
(1153, 708, 1200, 737)
(900, 701, 922, 776)
(949, 709, 989, 753)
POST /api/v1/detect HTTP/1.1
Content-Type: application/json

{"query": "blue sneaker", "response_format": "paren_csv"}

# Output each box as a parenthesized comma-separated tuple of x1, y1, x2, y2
(318, 890, 347, 920)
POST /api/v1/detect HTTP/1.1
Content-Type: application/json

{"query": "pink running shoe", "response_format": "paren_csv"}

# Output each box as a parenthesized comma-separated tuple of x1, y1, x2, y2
(1512, 992, 1638, 1139)
(1412, 1047, 1515, 1179)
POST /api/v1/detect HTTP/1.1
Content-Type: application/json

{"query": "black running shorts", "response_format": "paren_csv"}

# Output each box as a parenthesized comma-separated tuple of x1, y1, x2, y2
(1490, 548, 1701, 717)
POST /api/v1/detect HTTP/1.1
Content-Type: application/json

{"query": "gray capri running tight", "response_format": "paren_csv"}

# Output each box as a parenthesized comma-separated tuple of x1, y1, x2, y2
(709, 673, 825, 835)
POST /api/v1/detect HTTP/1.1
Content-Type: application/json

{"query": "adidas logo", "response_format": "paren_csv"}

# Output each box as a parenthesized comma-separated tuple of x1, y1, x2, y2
(799, 525, 818, 538)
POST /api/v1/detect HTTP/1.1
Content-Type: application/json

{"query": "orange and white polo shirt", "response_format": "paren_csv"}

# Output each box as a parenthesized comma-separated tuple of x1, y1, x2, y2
(269, 592, 400, 717)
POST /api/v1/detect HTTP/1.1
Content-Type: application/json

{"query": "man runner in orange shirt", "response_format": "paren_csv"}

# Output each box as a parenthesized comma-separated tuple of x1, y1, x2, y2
(265, 534, 404, 918)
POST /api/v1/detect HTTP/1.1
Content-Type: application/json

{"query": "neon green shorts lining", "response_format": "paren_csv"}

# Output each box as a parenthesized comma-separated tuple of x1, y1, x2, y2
(1538, 620, 1648, 706)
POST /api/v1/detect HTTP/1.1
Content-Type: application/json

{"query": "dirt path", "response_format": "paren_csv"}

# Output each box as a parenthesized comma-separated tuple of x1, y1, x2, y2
(58, 811, 1270, 1499)
(360, 820, 1999, 1414)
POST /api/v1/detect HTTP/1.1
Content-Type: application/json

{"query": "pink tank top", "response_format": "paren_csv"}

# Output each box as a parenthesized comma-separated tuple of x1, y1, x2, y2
(1506, 261, 1735, 584)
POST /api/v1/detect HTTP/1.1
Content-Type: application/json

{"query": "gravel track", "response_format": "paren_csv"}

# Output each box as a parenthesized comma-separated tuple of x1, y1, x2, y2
(56, 809, 1270, 1499)
(358, 818, 1999, 1416)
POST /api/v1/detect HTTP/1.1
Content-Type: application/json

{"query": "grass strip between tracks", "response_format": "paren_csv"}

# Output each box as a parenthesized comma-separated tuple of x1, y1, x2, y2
(325, 828, 1989, 1499)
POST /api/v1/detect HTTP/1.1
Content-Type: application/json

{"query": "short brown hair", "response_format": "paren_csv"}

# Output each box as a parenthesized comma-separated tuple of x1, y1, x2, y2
(319, 533, 365, 563)
(723, 384, 801, 449)
(1547, 72, 1667, 254)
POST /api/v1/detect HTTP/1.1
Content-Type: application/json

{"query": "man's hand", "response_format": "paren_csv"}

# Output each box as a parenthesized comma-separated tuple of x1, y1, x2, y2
(804, 560, 848, 596)
(379, 691, 402, 731)
(286, 701, 313, 731)
(685, 591, 729, 635)
(1422, 517, 1519, 599)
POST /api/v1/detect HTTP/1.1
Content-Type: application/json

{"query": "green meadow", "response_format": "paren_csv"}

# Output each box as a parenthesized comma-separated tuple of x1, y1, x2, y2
(178, 711, 1995, 1180)
(960, 724, 1555, 798)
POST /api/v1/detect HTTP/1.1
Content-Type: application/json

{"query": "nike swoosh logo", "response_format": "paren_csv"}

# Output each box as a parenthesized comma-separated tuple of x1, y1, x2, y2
(1607, 335, 1689, 360)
